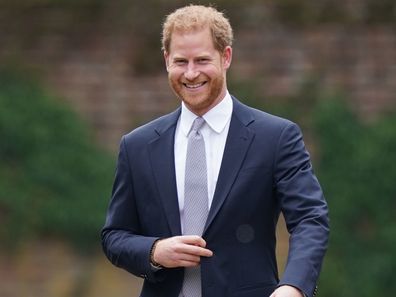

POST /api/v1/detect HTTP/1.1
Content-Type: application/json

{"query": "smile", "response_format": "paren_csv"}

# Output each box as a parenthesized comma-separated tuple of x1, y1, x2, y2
(183, 82, 206, 89)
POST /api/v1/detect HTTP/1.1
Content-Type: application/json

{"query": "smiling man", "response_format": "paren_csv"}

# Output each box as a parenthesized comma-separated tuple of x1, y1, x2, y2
(102, 5, 329, 297)
(164, 25, 231, 116)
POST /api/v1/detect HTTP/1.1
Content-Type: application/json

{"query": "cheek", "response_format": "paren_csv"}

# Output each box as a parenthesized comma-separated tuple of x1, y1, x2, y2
(167, 71, 178, 83)
(168, 68, 183, 80)
(205, 65, 223, 78)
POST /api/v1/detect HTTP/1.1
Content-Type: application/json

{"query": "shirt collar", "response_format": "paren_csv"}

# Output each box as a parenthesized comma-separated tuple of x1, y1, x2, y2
(180, 91, 233, 136)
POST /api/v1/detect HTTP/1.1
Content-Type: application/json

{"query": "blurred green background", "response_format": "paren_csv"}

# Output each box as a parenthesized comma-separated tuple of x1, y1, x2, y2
(0, 1, 395, 296)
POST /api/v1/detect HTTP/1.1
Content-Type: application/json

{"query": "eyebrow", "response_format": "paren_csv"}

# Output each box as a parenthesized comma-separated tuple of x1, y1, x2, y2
(172, 56, 187, 61)
(172, 54, 212, 61)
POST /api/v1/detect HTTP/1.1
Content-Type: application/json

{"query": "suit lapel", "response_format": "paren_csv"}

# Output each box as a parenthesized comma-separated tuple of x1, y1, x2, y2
(148, 108, 182, 236)
(204, 98, 255, 233)
(147, 99, 255, 236)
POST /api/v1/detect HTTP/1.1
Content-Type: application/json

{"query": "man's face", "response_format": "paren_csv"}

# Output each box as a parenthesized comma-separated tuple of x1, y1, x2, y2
(164, 27, 232, 116)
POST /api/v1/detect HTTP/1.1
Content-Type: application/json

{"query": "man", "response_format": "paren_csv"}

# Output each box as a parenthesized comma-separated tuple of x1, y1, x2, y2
(101, 5, 329, 297)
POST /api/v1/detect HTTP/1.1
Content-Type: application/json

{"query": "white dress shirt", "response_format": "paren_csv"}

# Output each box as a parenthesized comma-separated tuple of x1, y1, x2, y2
(174, 92, 233, 232)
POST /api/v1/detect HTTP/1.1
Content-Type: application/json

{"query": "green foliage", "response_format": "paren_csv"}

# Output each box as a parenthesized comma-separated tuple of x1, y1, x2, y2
(313, 99, 396, 296)
(0, 69, 114, 250)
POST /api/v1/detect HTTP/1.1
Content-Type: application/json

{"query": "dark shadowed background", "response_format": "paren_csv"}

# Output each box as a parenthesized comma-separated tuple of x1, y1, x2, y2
(1, 1, 395, 296)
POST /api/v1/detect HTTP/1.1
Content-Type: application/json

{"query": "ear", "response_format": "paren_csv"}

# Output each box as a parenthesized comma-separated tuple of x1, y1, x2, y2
(164, 51, 170, 72)
(222, 46, 232, 70)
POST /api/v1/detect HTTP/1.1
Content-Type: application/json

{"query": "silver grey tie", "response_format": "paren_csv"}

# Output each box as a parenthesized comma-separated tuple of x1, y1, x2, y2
(181, 117, 208, 297)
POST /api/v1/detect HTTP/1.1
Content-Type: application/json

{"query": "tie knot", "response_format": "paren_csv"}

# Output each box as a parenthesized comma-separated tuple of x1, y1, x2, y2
(190, 117, 205, 133)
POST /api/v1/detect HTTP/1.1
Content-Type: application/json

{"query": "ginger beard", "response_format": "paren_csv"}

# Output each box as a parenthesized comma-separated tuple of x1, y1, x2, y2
(168, 69, 225, 116)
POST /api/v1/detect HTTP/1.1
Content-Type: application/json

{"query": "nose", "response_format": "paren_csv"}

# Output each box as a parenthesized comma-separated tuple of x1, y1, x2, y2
(184, 63, 199, 81)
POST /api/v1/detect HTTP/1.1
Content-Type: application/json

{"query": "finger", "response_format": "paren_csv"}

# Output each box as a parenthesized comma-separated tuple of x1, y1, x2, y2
(178, 252, 201, 263)
(178, 259, 201, 267)
(179, 235, 207, 247)
(178, 236, 213, 256)
(181, 244, 213, 257)
(194, 247, 213, 257)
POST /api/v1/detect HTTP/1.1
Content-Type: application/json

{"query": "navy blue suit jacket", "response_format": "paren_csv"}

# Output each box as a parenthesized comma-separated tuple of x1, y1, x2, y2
(101, 96, 329, 297)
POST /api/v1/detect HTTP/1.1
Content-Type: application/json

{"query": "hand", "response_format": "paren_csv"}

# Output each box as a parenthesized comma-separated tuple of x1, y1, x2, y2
(152, 235, 213, 268)
(270, 285, 304, 297)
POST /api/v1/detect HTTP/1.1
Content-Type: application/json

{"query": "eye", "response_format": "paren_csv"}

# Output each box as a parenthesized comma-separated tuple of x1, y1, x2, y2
(174, 59, 187, 66)
(197, 58, 210, 64)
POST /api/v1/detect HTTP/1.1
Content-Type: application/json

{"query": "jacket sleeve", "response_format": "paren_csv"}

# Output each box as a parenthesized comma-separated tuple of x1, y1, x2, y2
(101, 136, 163, 282)
(274, 123, 330, 297)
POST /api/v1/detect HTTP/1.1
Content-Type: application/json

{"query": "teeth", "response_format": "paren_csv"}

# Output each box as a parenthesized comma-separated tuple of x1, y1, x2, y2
(184, 82, 205, 89)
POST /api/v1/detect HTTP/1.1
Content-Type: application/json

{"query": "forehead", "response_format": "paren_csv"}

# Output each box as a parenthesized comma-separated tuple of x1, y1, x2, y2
(168, 27, 217, 56)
